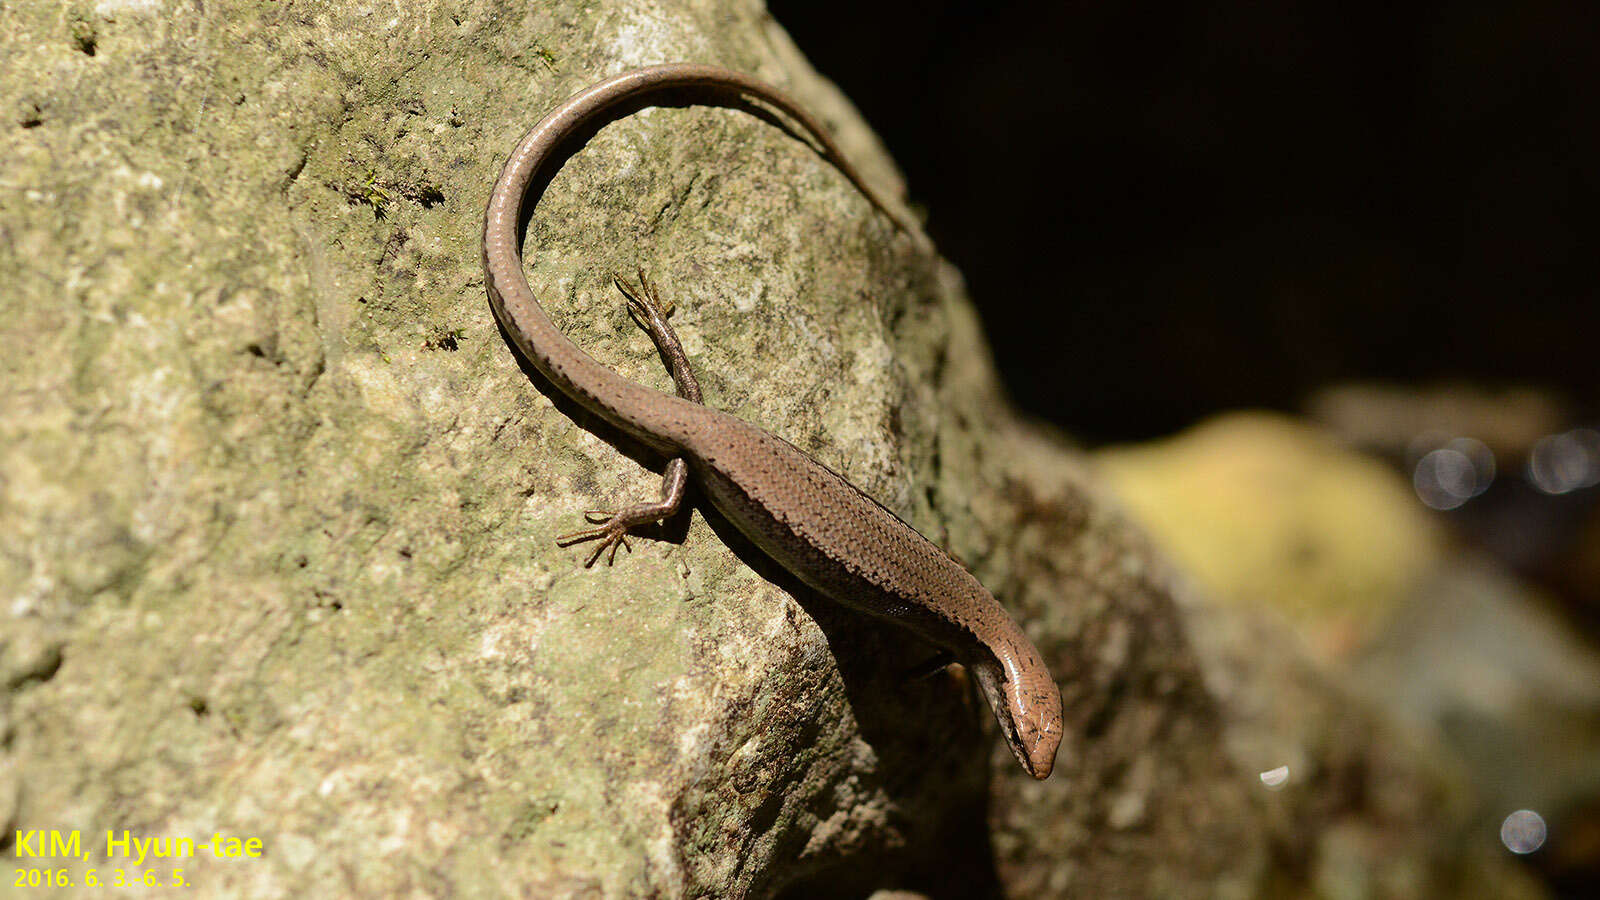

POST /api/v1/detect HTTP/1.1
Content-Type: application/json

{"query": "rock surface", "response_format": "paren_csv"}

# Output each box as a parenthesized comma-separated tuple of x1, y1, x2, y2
(0, 1, 1542, 897)
(1096, 412, 1445, 662)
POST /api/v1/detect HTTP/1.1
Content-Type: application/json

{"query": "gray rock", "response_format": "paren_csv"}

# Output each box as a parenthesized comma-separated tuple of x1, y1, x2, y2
(0, 1, 1542, 896)
(1354, 559, 1600, 869)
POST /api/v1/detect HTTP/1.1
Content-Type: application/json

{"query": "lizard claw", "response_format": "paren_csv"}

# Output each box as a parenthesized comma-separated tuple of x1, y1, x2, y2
(556, 512, 634, 567)
(613, 270, 675, 328)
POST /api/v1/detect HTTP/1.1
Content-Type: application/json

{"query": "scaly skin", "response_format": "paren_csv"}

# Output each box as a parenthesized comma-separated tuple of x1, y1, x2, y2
(482, 63, 1062, 778)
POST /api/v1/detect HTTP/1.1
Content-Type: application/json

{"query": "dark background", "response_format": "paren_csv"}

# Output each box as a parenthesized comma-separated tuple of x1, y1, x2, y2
(767, 4, 1600, 894)
(770, 0, 1596, 445)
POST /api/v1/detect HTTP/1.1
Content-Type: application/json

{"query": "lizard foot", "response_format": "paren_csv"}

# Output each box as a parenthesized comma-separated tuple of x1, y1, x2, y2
(613, 269, 675, 327)
(556, 510, 634, 567)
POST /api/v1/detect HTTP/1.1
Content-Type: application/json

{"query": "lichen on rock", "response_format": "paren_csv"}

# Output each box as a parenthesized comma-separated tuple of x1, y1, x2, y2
(0, 2, 1542, 897)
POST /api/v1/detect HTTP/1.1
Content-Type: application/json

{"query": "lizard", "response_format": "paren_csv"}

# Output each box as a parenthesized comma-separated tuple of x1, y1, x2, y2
(481, 62, 1062, 779)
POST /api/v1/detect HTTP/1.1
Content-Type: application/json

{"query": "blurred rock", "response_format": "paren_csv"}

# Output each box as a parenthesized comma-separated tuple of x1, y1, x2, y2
(1355, 561, 1600, 891)
(1095, 411, 1443, 662)
(0, 3, 1559, 897)
(1099, 410, 1600, 896)
(1308, 382, 1569, 464)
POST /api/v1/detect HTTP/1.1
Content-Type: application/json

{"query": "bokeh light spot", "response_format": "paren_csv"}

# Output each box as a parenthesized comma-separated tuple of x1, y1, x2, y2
(1414, 448, 1477, 510)
(1527, 428, 1600, 495)
(1499, 809, 1547, 855)
(1259, 765, 1290, 790)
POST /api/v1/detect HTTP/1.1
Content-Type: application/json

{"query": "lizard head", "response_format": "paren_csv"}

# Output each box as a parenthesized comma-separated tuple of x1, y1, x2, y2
(975, 657, 1063, 780)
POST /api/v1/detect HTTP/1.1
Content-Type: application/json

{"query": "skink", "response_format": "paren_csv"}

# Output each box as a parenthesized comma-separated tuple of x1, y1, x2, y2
(482, 63, 1062, 778)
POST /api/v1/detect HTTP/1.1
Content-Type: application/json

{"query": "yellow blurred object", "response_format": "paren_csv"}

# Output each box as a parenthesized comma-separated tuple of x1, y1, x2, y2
(1095, 411, 1444, 662)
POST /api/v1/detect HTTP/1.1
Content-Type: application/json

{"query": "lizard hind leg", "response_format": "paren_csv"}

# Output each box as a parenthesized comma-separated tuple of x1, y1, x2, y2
(612, 271, 703, 404)
(554, 455, 694, 567)
(555, 273, 703, 567)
